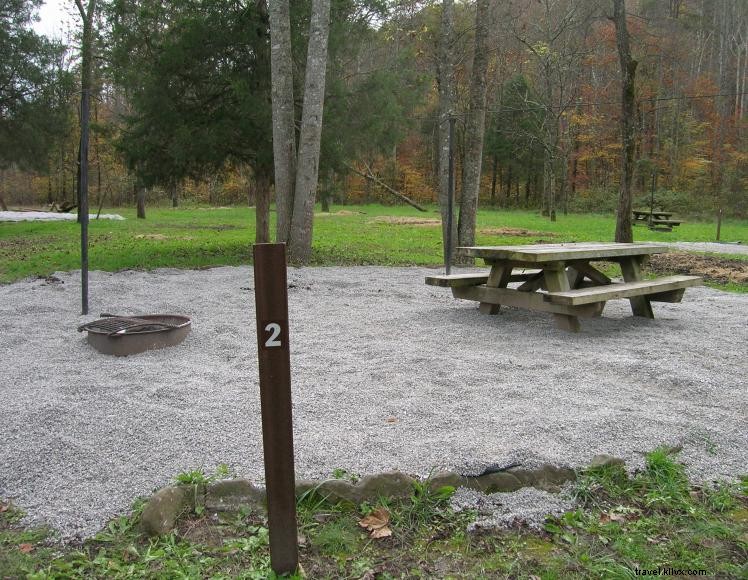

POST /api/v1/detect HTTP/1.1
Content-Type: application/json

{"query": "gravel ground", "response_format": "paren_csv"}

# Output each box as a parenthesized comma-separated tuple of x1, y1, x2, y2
(451, 486, 577, 532)
(0, 266, 746, 540)
(0, 211, 124, 222)
(670, 241, 747, 255)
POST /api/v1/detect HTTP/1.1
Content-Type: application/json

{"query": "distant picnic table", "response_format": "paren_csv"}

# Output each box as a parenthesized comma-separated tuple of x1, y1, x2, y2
(632, 209, 683, 231)
(426, 243, 702, 332)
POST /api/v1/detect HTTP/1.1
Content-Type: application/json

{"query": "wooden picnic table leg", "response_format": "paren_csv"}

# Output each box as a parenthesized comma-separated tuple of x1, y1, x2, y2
(479, 262, 513, 315)
(619, 256, 655, 318)
(543, 266, 581, 332)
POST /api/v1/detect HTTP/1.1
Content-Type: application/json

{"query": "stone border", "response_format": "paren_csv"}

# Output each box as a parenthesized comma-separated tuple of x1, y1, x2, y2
(140, 455, 624, 536)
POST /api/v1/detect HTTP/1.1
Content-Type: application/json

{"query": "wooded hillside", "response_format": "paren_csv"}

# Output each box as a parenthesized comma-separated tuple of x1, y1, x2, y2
(2, 0, 746, 221)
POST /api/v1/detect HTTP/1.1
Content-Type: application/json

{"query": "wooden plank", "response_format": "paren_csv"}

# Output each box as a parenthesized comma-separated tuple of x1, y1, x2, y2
(543, 267, 581, 332)
(619, 256, 655, 318)
(633, 210, 672, 217)
(460, 243, 668, 263)
(544, 275, 702, 306)
(425, 274, 488, 287)
(426, 269, 543, 288)
(452, 286, 604, 318)
(651, 219, 682, 226)
(517, 271, 545, 292)
(650, 288, 685, 303)
(510, 269, 543, 282)
(570, 261, 612, 285)
(479, 264, 513, 315)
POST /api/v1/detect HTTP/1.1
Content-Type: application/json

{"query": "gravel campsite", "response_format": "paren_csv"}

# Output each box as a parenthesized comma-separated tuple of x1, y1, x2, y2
(1, 265, 746, 540)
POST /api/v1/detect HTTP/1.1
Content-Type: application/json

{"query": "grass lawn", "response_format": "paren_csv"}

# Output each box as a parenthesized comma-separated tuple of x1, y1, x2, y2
(1, 450, 746, 578)
(1, 204, 746, 285)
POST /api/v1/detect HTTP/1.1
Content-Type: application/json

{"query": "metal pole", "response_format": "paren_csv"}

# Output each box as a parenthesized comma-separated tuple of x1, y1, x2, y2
(80, 87, 89, 315)
(446, 117, 455, 275)
(252, 243, 298, 575)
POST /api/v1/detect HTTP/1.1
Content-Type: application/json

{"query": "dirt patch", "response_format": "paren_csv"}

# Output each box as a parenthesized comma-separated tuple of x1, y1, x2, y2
(647, 252, 748, 285)
(479, 227, 557, 238)
(370, 216, 441, 226)
(135, 234, 168, 240)
(315, 210, 365, 217)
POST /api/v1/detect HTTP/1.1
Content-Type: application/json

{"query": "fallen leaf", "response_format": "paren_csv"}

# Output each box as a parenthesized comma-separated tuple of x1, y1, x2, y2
(386, 417, 397, 423)
(19, 543, 34, 554)
(609, 513, 627, 523)
(0, 503, 9, 513)
(359, 508, 390, 531)
(370, 526, 392, 539)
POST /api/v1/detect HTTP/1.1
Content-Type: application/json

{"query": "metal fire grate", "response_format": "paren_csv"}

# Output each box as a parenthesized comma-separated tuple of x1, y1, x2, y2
(78, 315, 178, 337)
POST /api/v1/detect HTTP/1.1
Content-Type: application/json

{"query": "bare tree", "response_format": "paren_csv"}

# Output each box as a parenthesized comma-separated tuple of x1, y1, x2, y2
(512, 0, 597, 221)
(612, 0, 637, 243)
(268, 0, 296, 243)
(287, 0, 331, 264)
(458, 0, 491, 249)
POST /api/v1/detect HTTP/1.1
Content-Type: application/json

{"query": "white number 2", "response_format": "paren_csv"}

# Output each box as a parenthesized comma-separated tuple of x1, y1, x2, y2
(264, 323, 282, 347)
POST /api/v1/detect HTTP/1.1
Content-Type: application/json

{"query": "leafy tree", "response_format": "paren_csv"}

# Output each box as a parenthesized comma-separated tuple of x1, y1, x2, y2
(484, 75, 544, 206)
(109, 0, 273, 236)
(0, 0, 73, 174)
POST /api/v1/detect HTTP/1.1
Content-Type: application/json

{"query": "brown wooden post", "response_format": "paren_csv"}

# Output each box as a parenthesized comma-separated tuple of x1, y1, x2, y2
(253, 243, 298, 575)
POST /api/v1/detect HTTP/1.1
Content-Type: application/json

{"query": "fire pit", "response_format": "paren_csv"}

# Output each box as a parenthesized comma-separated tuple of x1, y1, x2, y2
(78, 314, 192, 356)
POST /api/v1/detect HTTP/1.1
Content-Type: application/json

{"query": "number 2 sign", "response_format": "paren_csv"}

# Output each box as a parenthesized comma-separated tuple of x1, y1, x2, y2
(252, 243, 298, 575)
(261, 321, 287, 350)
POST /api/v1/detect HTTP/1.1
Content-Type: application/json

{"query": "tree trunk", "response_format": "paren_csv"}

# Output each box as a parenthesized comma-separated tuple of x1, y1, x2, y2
(171, 183, 178, 208)
(458, 0, 490, 249)
(137, 188, 146, 219)
(490, 155, 498, 206)
(612, 0, 637, 243)
(437, 0, 457, 265)
(287, 0, 331, 264)
(255, 172, 271, 243)
(268, 0, 297, 243)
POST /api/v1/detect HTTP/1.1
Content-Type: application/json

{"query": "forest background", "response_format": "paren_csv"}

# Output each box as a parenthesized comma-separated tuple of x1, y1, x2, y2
(2, 0, 747, 228)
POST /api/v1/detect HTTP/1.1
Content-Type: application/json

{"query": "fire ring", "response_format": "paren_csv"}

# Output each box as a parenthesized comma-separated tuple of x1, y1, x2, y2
(78, 314, 192, 356)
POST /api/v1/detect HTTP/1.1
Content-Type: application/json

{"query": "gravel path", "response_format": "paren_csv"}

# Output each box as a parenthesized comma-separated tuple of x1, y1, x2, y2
(0, 211, 124, 222)
(670, 241, 747, 255)
(1, 266, 746, 540)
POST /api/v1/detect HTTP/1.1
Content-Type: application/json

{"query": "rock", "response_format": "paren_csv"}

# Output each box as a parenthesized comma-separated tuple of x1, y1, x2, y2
(473, 472, 524, 493)
(140, 486, 194, 536)
(356, 471, 416, 500)
(428, 471, 469, 491)
(295, 479, 320, 498)
(317, 479, 361, 503)
(505, 468, 536, 486)
(205, 479, 266, 512)
(589, 454, 626, 469)
(503, 465, 576, 491)
(530, 465, 576, 491)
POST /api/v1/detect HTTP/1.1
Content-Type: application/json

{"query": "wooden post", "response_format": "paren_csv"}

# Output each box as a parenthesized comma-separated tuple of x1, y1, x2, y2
(253, 243, 298, 575)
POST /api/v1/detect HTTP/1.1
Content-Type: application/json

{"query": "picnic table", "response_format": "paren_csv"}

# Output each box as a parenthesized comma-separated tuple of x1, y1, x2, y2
(426, 243, 702, 332)
(632, 209, 682, 230)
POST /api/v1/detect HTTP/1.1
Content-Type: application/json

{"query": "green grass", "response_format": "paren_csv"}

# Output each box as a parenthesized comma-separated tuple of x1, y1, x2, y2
(1, 203, 746, 286)
(2, 451, 746, 578)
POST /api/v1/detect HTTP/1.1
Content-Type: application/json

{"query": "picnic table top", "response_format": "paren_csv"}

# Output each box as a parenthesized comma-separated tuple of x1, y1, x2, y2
(459, 242, 669, 263)
(633, 209, 673, 216)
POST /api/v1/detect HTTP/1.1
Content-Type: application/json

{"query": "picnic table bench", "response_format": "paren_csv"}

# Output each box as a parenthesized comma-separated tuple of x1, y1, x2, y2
(632, 210, 683, 231)
(425, 243, 702, 332)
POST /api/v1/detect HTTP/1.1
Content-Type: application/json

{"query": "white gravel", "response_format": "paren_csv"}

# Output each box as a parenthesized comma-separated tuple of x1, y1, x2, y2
(670, 241, 747, 255)
(451, 486, 577, 532)
(0, 211, 125, 222)
(0, 266, 746, 540)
